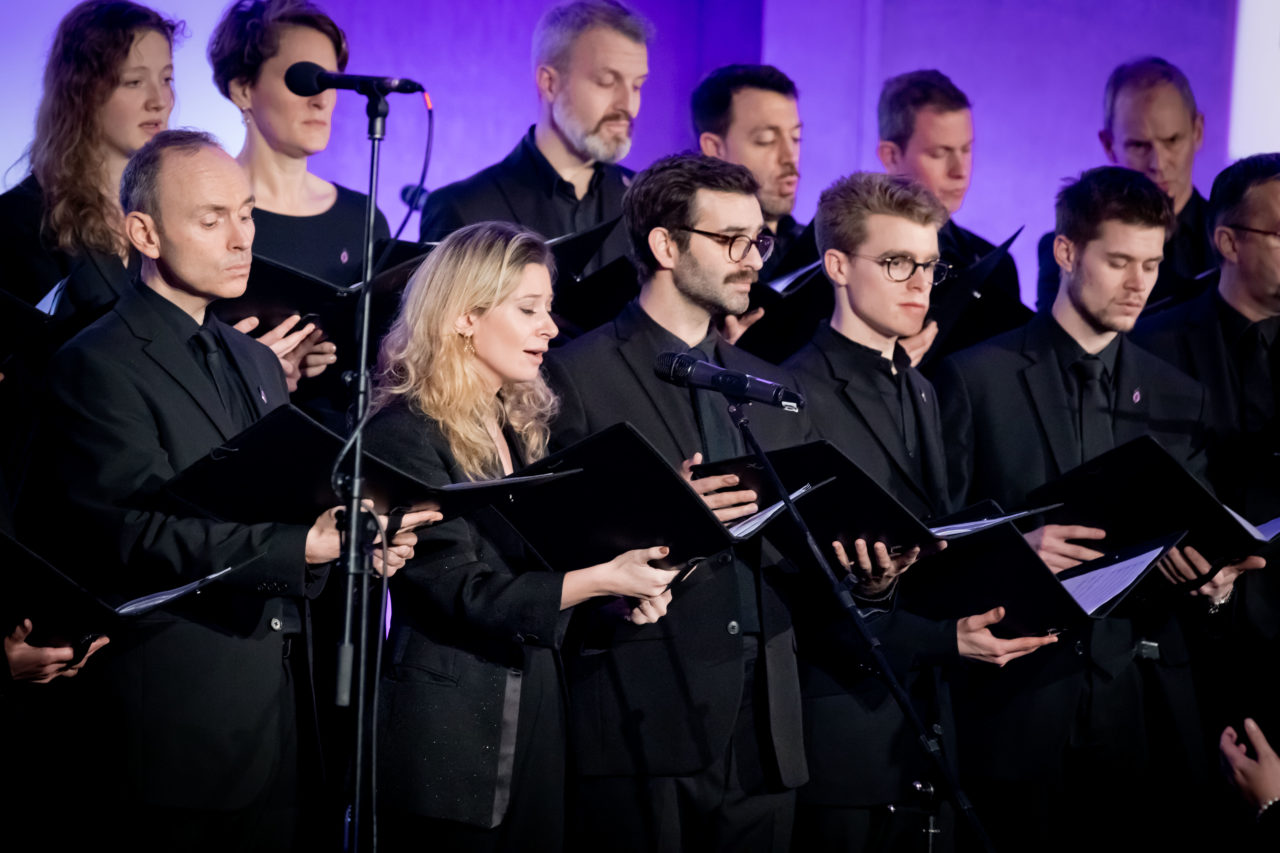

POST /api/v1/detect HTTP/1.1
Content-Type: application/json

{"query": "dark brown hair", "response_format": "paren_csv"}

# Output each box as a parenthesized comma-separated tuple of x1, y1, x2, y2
(623, 153, 759, 281)
(1055, 166, 1175, 248)
(208, 0, 349, 99)
(31, 0, 182, 257)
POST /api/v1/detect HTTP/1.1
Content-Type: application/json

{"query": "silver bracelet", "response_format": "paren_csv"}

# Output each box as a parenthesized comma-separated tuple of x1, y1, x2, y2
(1208, 585, 1234, 615)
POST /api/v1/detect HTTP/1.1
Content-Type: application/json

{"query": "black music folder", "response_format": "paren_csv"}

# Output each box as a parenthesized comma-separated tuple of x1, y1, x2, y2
(734, 259, 832, 364)
(163, 405, 575, 525)
(692, 441, 1054, 553)
(551, 253, 639, 336)
(1026, 436, 1280, 568)
(497, 423, 739, 575)
(924, 226, 1032, 365)
(900, 523, 1185, 637)
(2, 530, 260, 656)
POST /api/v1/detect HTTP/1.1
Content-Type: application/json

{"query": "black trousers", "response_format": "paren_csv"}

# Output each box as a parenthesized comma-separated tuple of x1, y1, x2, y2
(570, 636, 796, 853)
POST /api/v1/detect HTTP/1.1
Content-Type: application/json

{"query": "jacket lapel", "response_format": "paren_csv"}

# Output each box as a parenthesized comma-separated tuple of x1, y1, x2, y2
(218, 318, 281, 420)
(116, 291, 237, 441)
(614, 305, 701, 462)
(1112, 337, 1151, 447)
(1020, 319, 1079, 476)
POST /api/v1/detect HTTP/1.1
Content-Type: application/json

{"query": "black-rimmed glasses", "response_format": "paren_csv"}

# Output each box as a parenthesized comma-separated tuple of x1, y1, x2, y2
(853, 254, 952, 285)
(671, 227, 776, 263)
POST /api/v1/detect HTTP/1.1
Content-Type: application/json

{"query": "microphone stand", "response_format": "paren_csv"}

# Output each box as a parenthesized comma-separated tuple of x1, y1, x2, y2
(722, 397, 994, 853)
(335, 84, 391, 853)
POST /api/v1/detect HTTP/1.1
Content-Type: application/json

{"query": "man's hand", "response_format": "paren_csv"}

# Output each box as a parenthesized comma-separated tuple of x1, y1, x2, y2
(1156, 545, 1265, 603)
(719, 307, 765, 347)
(899, 320, 938, 367)
(681, 453, 758, 524)
(956, 606, 1057, 666)
(5, 620, 110, 683)
(1024, 524, 1107, 573)
(1222, 718, 1280, 810)
(234, 314, 337, 392)
(833, 538, 937, 597)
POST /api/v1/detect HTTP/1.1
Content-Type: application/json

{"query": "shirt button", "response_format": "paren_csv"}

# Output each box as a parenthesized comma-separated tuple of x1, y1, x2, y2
(727, 620, 740, 635)
(1074, 640, 1085, 656)
(270, 617, 283, 632)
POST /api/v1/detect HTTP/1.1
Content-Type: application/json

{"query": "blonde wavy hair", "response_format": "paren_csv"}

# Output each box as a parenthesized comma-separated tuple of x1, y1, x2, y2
(373, 221, 559, 481)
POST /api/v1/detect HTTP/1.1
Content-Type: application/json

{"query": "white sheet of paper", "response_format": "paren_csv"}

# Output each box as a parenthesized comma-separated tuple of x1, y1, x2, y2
(1060, 545, 1165, 615)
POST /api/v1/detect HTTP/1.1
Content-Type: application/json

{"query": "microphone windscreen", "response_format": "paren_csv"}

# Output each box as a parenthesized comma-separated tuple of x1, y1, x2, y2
(284, 61, 326, 97)
(653, 351, 692, 383)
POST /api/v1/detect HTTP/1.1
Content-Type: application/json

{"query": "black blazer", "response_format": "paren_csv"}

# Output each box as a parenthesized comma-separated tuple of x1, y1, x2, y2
(364, 399, 569, 828)
(933, 312, 1207, 513)
(1131, 288, 1280, 522)
(784, 325, 960, 804)
(418, 130, 631, 268)
(931, 313, 1208, 778)
(21, 284, 318, 810)
(544, 301, 812, 784)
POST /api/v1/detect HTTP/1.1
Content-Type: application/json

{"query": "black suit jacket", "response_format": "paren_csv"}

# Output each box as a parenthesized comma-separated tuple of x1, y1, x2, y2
(419, 129, 631, 270)
(364, 400, 568, 828)
(931, 313, 1208, 778)
(1131, 288, 1280, 522)
(22, 284, 319, 810)
(544, 301, 812, 784)
(784, 324, 959, 804)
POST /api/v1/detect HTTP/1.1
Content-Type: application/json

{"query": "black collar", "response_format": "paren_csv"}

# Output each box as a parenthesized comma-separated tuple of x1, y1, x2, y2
(519, 125, 604, 201)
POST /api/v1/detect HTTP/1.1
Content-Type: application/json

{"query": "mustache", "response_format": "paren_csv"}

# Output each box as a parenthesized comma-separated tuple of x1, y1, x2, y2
(725, 271, 757, 285)
(593, 111, 633, 132)
(777, 165, 799, 180)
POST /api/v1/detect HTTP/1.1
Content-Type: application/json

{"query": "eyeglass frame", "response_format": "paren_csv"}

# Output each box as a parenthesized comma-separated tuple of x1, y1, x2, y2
(850, 253, 953, 285)
(1227, 223, 1280, 241)
(668, 226, 776, 263)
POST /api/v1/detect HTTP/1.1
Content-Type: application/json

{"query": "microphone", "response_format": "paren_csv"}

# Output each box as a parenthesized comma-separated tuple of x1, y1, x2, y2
(654, 352, 805, 412)
(284, 61, 424, 98)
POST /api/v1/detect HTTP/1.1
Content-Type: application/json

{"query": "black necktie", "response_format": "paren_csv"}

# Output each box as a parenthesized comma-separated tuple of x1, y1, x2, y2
(1073, 357, 1113, 464)
(1239, 325, 1276, 432)
(194, 327, 236, 414)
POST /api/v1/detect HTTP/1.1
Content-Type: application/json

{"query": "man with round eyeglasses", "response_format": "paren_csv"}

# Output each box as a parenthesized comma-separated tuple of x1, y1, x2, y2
(784, 171, 1056, 852)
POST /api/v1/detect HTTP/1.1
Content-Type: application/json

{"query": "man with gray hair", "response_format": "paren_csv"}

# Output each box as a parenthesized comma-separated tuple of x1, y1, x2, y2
(1037, 57, 1213, 311)
(418, 0, 651, 280)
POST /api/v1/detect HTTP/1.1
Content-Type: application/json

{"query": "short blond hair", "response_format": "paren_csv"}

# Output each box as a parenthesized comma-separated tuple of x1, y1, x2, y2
(815, 172, 947, 257)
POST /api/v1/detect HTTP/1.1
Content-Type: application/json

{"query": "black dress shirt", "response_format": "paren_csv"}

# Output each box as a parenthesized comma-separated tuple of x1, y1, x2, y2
(822, 331, 925, 484)
(1044, 315, 1121, 460)
(1216, 291, 1280, 432)
(419, 127, 631, 276)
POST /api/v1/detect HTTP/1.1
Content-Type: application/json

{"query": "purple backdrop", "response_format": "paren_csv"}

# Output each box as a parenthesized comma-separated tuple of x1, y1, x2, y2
(2, 0, 1243, 304)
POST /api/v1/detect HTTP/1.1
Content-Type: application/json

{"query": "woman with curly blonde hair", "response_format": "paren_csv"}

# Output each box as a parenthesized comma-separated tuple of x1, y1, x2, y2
(366, 220, 676, 851)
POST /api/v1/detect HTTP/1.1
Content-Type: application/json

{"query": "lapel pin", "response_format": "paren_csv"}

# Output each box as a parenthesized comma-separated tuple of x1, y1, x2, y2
(340, 249, 350, 264)
(1132, 388, 1141, 404)
(259, 387, 268, 404)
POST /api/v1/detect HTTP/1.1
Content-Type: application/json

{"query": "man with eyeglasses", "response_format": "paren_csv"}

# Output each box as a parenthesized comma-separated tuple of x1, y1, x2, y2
(782, 172, 1055, 852)
(1132, 154, 1280, 779)
(545, 153, 818, 852)
(933, 165, 1260, 852)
